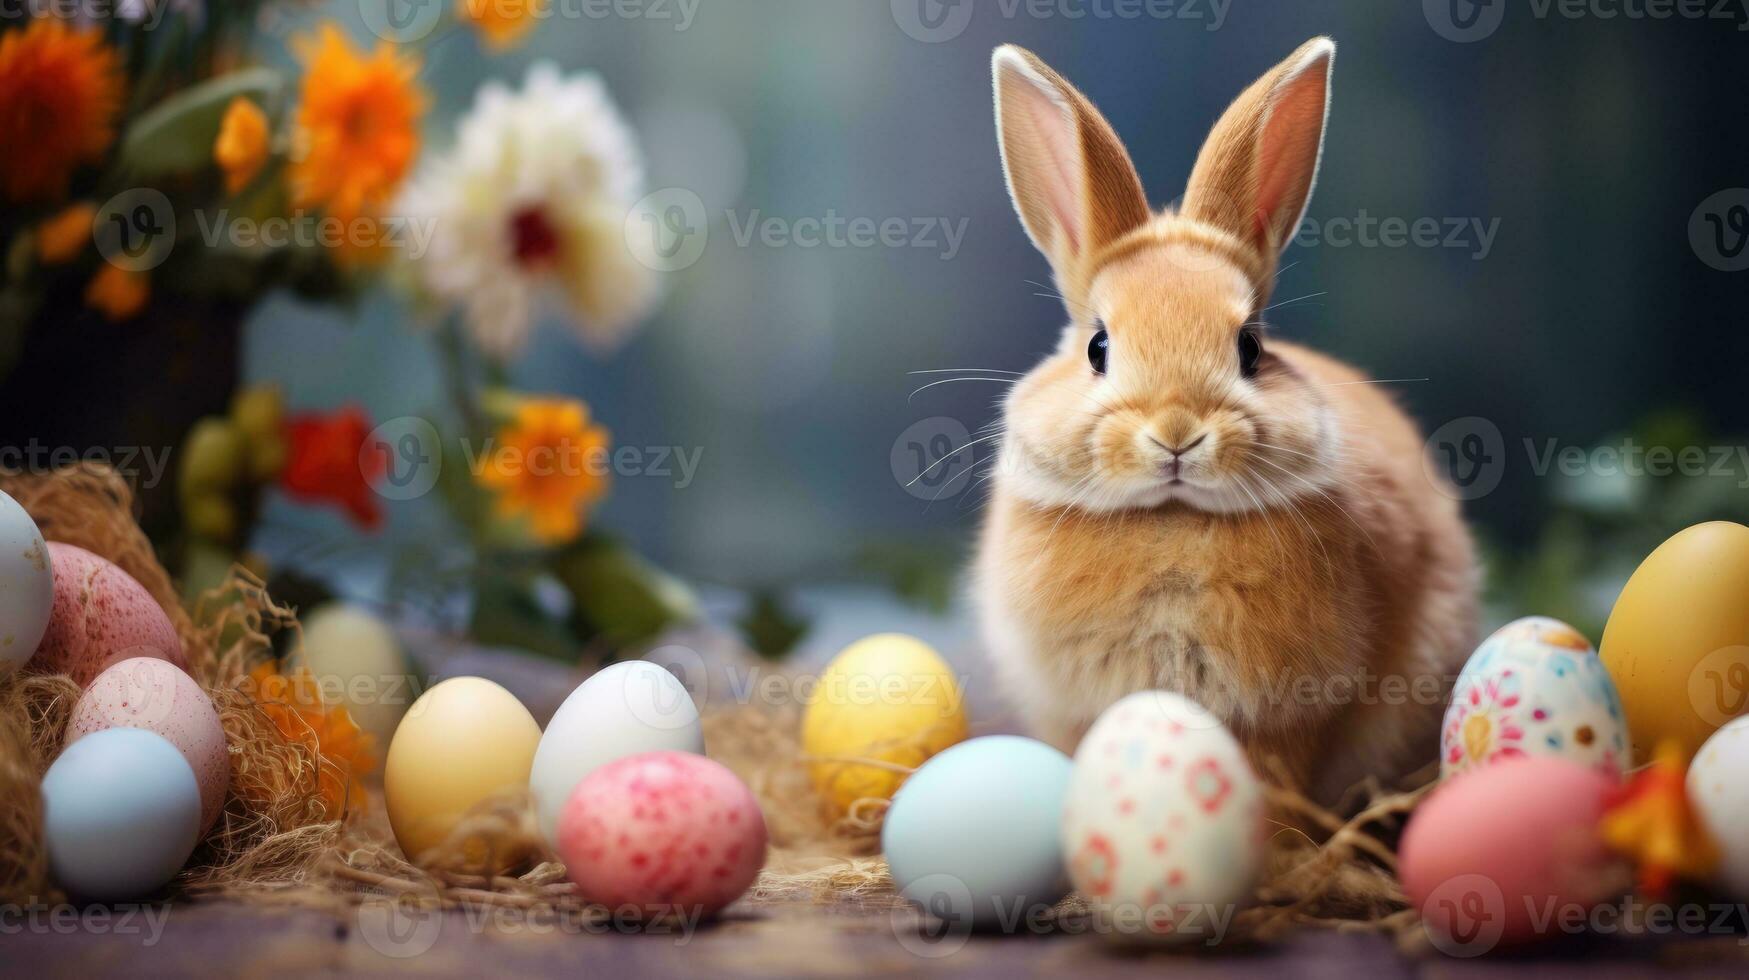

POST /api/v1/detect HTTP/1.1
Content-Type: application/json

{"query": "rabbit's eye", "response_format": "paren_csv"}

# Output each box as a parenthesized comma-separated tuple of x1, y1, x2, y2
(1237, 327, 1263, 378)
(1088, 328, 1109, 375)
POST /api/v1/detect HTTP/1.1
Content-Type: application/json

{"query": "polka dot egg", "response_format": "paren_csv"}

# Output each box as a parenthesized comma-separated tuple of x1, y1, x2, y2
(1441, 616, 1629, 780)
(1062, 691, 1265, 945)
(32, 542, 184, 687)
(556, 750, 767, 919)
(70, 657, 229, 834)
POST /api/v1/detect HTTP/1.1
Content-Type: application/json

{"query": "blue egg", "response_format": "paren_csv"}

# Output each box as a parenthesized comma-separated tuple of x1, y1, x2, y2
(42, 727, 202, 901)
(883, 735, 1072, 930)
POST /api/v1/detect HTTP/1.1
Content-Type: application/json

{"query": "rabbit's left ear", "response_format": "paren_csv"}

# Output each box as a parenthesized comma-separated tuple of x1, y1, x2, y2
(1181, 37, 1335, 265)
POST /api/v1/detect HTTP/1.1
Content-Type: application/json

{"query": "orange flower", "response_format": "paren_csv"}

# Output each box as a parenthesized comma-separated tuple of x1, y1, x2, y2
(1600, 739, 1719, 897)
(457, 0, 547, 49)
(475, 397, 610, 545)
(215, 96, 271, 194)
(248, 660, 377, 817)
(36, 201, 95, 264)
(289, 24, 425, 223)
(84, 264, 148, 320)
(0, 19, 123, 202)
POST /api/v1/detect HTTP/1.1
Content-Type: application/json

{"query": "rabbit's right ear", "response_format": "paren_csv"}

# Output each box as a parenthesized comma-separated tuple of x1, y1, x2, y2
(993, 46, 1149, 295)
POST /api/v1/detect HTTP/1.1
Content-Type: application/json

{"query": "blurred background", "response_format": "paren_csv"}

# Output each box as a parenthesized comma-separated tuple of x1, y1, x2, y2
(2, 0, 1747, 660)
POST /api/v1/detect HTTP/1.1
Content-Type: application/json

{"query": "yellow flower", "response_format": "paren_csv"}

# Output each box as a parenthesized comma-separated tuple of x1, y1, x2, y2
(0, 19, 124, 203)
(457, 0, 547, 50)
(476, 397, 610, 545)
(1600, 739, 1719, 897)
(36, 201, 95, 264)
(84, 264, 148, 321)
(215, 96, 271, 195)
(289, 24, 425, 223)
(248, 661, 376, 817)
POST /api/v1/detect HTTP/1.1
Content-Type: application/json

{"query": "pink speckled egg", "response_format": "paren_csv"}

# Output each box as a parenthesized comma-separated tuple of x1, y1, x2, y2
(32, 542, 184, 687)
(1400, 755, 1619, 953)
(556, 751, 767, 919)
(70, 657, 229, 834)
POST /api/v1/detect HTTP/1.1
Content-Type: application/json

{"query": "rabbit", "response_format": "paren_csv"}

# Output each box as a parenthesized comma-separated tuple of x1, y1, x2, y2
(972, 37, 1479, 803)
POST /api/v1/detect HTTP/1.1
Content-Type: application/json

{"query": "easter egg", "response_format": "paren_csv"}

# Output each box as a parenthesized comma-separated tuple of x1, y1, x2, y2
(1062, 691, 1265, 945)
(1687, 715, 1749, 898)
(0, 489, 53, 675)
(556, 750, 767, 919)
(70, 657, 229, 834)
(42, 727, 202, 901)
(530, 661, 703, 848)
(32, 542, 184, 686)
(1440, 616, 1629, 780)
(801, 633, 966, 814)
(384, 676, 540, 863)
(1400, 755, 1618, 953)
(1600, 521, 1749, 762)
(291, 602, 413, 749)
(883, 735, 1072, 929)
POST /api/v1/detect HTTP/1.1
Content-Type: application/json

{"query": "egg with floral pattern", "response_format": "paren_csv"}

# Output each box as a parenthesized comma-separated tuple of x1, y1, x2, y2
(1062, 691, 1265, 945)
(1440, 616, 1629, 781)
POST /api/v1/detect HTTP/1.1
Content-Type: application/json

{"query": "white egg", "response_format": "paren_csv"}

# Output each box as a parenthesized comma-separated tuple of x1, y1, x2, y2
(291, 602, 413, 749)
(1441, 616, 1629, 780)
(1688, 715, 1749, 898)
(1063, 691, 1265, 945)
(0, 489, 53, 675)
(529, 661, 704, 847)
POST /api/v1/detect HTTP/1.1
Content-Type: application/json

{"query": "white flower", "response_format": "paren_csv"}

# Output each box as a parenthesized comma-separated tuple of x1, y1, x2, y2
(399, 63, 657, 358)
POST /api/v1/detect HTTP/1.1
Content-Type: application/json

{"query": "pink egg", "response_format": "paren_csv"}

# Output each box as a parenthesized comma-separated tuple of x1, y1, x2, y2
(70, 657, 229, 834)
(1400, 755, 1619, 953)
(32, 542, 185, 687)
(556, 751, 767, 919)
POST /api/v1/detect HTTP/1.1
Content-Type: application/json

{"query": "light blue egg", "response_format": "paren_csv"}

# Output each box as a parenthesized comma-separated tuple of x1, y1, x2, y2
(882, 735, 1072, 930)
(42, 727, 202, 901)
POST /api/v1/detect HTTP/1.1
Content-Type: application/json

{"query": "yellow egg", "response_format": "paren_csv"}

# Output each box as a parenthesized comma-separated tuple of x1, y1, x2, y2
(800, 633, 967, 813)
(384, 677, 540, 862)
(1600, 521, 1749, 762)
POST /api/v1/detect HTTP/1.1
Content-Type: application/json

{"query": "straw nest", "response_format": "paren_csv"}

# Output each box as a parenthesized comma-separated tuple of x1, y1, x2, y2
(0, 463, 1426, 948)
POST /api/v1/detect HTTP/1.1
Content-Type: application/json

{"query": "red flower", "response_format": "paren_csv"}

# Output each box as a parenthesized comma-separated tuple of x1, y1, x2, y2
(280, 407, 382, 529)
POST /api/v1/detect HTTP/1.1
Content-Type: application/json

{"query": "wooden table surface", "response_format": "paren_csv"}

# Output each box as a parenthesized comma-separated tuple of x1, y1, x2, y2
(7, 900, 1749, 978)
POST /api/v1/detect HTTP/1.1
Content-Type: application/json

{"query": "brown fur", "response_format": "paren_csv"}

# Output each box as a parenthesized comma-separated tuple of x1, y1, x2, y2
(977, 40, 1478, 801)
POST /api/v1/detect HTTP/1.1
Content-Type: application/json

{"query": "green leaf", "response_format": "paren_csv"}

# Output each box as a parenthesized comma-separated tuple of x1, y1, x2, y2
(736, 590, 810, 661)
(118, 68, 284, 178)
(552, 536, 698, 648)
(468, 571, 580, 661)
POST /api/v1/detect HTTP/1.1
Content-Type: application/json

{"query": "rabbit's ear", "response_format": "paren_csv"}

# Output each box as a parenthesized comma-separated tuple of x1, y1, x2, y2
(993, 45, 1149, 283)
(1182, 37, 1334, 265)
